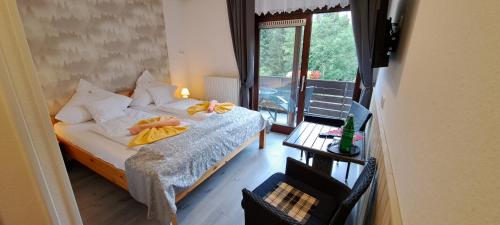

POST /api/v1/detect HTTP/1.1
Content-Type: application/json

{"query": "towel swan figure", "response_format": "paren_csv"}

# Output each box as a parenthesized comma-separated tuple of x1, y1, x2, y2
(128, 116, 188, 147)
(187, 100, 235, 115)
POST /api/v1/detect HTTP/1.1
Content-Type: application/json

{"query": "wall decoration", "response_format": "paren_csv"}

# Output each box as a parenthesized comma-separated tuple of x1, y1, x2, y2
(17, 0, 170, 114)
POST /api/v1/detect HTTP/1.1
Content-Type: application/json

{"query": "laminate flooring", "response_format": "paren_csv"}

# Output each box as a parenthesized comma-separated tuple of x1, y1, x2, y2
(67, 132, 362, 225)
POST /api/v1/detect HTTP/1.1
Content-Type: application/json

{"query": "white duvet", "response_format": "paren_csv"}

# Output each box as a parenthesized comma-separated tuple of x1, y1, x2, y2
(92, 109, 191, 148)
(157, 99, 215, 121)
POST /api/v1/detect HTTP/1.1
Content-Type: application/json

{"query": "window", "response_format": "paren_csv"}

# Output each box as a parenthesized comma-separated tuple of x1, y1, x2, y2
(255, 9, 359, 132)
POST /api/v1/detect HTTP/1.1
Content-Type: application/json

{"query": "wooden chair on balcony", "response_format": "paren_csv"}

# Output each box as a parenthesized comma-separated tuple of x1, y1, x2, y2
(261, 86, 315, 124)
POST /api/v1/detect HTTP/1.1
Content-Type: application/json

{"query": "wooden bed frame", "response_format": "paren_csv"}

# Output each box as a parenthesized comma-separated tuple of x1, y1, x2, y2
(55, 90, 266, 225)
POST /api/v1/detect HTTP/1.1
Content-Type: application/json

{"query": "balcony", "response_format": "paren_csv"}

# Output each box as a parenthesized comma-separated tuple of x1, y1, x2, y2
(258, 76, 355, 125)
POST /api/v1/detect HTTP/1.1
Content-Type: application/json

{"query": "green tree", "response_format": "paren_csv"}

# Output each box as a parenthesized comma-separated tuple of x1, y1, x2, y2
(259, 27, 296, 77)
(259, 12, 358, 81)
(309, 12, 358, 81)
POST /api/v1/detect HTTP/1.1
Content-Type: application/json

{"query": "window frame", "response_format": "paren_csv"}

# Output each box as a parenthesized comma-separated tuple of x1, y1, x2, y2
(253, 6, 360, 133)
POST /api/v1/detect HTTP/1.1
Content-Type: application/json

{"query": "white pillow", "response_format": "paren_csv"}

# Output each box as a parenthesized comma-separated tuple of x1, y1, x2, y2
(130, 70, 164, 106)
(84, 95, 132, 123)
(55, 79, 117, 124)
(147, 85, 177, 106)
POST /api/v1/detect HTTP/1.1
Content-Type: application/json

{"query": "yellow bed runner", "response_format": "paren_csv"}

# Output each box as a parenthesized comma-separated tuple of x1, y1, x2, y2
(128, 117, 188, 147)
(187, 101, 235, 115)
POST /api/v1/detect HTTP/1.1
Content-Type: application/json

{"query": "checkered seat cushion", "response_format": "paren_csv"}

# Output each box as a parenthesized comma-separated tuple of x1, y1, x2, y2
(264, 182, 319, 224)
(252, 173, 345, 225)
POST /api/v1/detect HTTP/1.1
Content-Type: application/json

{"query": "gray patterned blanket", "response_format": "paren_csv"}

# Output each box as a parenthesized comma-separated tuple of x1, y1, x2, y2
(124, 107, 266, 225)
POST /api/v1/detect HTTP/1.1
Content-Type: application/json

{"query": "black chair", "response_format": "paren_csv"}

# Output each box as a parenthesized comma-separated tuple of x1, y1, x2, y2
(347, 101, 372, 132)
(242, 157, 377, 225)
(303, 86, 315, 114)
(304, 101, 372, 178)
(304, 101, 372, 132)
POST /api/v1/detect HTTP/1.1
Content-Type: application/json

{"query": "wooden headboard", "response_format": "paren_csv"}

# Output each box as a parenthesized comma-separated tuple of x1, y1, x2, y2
(116, 89, 133, 97)
(50, 89, 134, 124)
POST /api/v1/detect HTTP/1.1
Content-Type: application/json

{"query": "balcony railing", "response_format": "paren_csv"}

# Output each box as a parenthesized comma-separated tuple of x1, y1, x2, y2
(259, 76, 354, 120)
(307, 79, 354, 119)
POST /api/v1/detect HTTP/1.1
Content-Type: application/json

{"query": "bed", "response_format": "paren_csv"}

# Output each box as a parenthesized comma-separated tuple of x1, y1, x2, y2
(54, 91, 266, 225)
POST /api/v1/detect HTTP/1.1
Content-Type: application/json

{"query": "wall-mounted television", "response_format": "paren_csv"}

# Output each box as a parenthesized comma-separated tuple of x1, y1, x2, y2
(371, 0, 399, 68)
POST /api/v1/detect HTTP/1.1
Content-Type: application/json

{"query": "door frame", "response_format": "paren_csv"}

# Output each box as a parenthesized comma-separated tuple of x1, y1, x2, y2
(253, 13, 311, 134)
(253, 6, 354, 134)
(0, 0, 82, 224)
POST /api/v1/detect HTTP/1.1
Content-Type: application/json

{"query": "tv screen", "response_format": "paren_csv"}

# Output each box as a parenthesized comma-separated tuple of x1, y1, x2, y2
(371, 0, 391, 68)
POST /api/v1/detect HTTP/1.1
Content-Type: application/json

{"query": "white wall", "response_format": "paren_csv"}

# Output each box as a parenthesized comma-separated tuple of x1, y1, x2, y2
(0, 95, 52, 225)
(163, 0, 239, 99)
(1, 0, 82, 224)
(372, 0, 500, 224)
(163, 0, 189, 96)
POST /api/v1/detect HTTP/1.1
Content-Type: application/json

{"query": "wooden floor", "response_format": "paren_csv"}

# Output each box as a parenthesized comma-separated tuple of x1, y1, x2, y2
(68, 132, 362, 225)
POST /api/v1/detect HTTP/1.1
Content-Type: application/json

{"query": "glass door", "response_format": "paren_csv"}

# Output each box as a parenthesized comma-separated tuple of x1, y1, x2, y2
(306, 11, 358, 119)
(255, 10, 359, 133)
(256, 18, 308, 129)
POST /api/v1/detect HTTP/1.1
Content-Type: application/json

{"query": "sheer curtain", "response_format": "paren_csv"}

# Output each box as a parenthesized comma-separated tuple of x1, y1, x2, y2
(255, 0, 349, 15)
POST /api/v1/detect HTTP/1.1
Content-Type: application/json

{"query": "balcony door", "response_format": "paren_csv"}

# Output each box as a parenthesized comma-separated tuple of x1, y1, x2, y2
(254, 9, 359, 133)
(254, 15, 311, 133)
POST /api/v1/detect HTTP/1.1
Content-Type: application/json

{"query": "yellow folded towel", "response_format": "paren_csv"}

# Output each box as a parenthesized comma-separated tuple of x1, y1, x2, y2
(187, 101, 234, 115)
(128, 117, 188, 147)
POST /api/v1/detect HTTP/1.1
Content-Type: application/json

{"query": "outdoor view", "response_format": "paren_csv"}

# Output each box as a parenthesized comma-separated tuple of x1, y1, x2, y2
(258, 11, 358, 126)
(259, 11, 358, 81)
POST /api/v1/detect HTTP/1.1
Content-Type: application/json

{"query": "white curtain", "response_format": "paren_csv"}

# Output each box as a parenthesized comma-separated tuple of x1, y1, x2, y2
(255, 0, 349, 15)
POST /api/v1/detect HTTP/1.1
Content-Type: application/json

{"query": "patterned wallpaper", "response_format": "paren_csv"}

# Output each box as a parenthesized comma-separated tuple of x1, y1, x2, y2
(17, 0, 170, 114)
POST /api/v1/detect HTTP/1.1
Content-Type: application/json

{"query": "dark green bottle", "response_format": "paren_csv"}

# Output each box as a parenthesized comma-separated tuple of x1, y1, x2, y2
(339, 114, 355, 153)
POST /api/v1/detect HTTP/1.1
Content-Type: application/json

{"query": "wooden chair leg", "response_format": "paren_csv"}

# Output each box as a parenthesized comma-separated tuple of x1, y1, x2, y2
(171, 214, 178, 225)
(259, 130, 266, 149)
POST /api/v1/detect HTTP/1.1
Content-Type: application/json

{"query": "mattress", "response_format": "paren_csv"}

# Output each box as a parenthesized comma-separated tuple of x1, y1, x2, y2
(54, 106, 196, 170)
(54, 121, 136, 170)
(54, 101, 210, 171)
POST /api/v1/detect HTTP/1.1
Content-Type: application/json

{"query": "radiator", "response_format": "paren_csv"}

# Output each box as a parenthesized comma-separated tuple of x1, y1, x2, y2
(204, 76, 240, 104)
